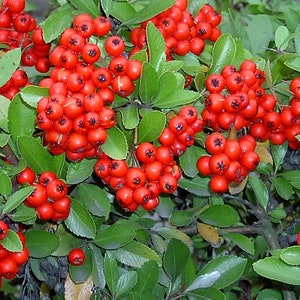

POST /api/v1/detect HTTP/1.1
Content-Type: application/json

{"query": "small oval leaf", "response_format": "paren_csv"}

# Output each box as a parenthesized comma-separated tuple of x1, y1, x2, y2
(0, 229, 22, 252)
(0, 48, 21, 87)
(199, 205, 239, 227)
(101, 126, 128, 160)
(280, 246, 300, 265)
(137, 110, 166, 143)
(94, 223, 135, 250)
(25, 230, 60, 258)
(64, 198, 96, 239)
(248, 175, 269, 211)
(8, 95, 36, 141)
(3, 186, 35, 214)
(253, 256, 300, 285)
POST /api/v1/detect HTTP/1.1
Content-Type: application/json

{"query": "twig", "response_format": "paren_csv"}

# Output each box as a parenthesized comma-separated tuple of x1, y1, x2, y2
(2, 144, 19, 166)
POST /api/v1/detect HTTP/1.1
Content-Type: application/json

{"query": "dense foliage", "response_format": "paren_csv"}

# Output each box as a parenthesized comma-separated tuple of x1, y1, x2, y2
(0, 0, 300, 299)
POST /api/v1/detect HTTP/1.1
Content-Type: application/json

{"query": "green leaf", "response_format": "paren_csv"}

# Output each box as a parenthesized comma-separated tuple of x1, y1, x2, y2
(253, 256, 300, 285)
(20, 86, 49, 108)
(64, 198, 96, 239)
(280, 246, 300, 266)
(3, 185, 35, 214)
(248, 175, 269, 211)
(120, 105, 139, 129)
(157, 71, 184, 93)
(101, 126, 128, 160)
(122, 0, 174, 25)
(268, 207, 286, 221)
(25, 230, 60, 258)
(163, 60, 184, 72)
(147, 22, 166, 73)
(0, 48, 21, 87)
(78, 183, 111, 218)
(51, 153, 66, 178)
(184, 271, 221, 292)
(104, 252, 119, 297)
(179, 146, 206, 178)
(153, 89, 199, 109)
(115, 271, 137, 298)
(0, 95, 10, 132)
(209, 34, 236, 74)
(51, 225, 81, 257)
(284, 56, 300, 72)
(257, 289, 283, 300)
(101, 0, 135, 23)
(153, 71, 199, 108)
(0, 230, 22, 252)
(281, 6, 300, 32)
(155, 195, 174, 219)
(178, 176, 211, 197)
(197, 255, 247, 289)
(69, 246, 93, 283)
(10, 204, 36, 223)
(70, 0, 99, 17)
(134, 261, 159, 297)
(244, 15, 278, 55)
(8, 95, 36, 141)
(0, 133, 10, 147)
(186, 287, 225, 300)
(90, 244, 106, 289)
(0, 173, 12, 196)
(281, 170, 300, 189)
(174, 52, 201, 76)
(137, 110, 166, 143)
(295, 24, 300, 56)
(111, 241, 162, 268)
(163, 238, 190, 280)
(270, 177, 293, 200)
(199, 205, 239, 227)
(42, 4, 74, 43)
(94, 223, 135, 250)
(139, 62, 159, 104)
(270, 142, 288, 173)
(223, 233, 255, 255)
(170, 209, 195, 227)
(275, 26, 289, 50)
(17, 136, 53, 174)
(66, 158, 97, 185)
(155, 227, 192, 247)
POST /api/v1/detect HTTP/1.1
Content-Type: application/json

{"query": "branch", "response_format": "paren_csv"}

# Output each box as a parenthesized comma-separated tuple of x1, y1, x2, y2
(2, 144, 19, 166)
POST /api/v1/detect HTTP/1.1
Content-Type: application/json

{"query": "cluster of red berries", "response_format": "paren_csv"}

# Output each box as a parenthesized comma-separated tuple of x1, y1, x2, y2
(197, 132, 260, 193)
(36, 92, 117, 161)
(129, 1, 221, 59)
(36, 13, 142, 161)
(0, 221, 29, 286)
(17, 167, 71, 221)
(158, 106, 203, 155)
(0, 69, 29, 100)
(281, 78, 300, 149)
(202, 60, 270, 132)
(202, 59, 300, 150)
(0, 0, 51, 99)
(94, 106, 202, 211)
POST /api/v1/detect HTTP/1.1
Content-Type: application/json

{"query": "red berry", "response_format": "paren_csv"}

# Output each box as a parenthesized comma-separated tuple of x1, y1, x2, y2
(46, 179, 68, 200)
(209, 175, 229, 193)
(68, 248, 85, 266)
(0, 221, 9, 240)
(16, 167, 36, 185)
(205, 132, 226, 155)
